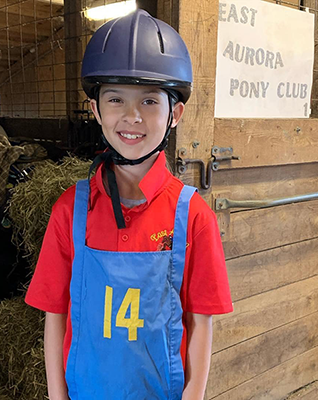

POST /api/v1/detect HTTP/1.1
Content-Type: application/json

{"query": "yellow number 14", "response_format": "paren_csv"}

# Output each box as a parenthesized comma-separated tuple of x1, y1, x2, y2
(104, 286, 144, 341)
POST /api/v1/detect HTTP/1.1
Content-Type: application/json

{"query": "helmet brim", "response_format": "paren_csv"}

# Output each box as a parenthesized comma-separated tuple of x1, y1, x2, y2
(82, 75, 192, 104)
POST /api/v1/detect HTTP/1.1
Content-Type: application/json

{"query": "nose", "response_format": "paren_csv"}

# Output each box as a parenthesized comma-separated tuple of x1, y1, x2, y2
(122, 104, 142, 124)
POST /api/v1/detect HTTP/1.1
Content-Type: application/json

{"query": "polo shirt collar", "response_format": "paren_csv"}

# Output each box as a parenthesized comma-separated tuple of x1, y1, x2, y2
(95, 151, 172, 204)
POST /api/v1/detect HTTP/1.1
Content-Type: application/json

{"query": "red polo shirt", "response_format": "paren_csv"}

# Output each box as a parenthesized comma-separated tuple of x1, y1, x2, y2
(25, 151, 233, 372)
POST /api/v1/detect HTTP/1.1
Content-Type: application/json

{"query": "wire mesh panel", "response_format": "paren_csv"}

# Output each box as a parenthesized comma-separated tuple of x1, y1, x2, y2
(0, 0, 65, 118)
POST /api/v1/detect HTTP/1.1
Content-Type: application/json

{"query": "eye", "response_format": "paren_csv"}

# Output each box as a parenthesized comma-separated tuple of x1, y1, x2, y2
(109, 98, 122, 103)
(143, 99, 157, 105)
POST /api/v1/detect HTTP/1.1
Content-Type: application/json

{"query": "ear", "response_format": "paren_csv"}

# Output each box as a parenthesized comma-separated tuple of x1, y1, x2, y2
(90, 99, 102, 125)
(171, 102, 185, 128)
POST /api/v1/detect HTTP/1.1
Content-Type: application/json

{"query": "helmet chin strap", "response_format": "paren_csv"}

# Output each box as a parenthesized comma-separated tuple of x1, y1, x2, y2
(88, 90, 174, 229)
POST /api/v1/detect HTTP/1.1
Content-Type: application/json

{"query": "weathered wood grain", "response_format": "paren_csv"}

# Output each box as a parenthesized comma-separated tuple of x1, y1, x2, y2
(225, 238, 318, 301)
(222, 200, 318, 259)
(207, 313, 318, 398)
(182, 161, 318, 208)
(205, 347, 318, 400)
(212, 275, 318, 353)
(264, 0, 300, 9)
(176, 0, 218, 161)
(286, 381, 318, 400)
(213, 162, 318, 205)
(213, 119, 318, 169)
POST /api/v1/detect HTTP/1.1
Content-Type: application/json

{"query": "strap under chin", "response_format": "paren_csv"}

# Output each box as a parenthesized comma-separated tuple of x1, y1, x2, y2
(87, 152, 126, 229)
(105, 164, 126, 229)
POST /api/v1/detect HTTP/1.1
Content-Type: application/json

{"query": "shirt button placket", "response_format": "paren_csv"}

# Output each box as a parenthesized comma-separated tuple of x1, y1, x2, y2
(122, 234, 129, 242)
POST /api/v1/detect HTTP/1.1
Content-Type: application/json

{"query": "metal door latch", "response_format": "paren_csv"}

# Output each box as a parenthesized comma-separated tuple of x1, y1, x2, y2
(211, 146, 240, 171)
(176, 146, 240, 189)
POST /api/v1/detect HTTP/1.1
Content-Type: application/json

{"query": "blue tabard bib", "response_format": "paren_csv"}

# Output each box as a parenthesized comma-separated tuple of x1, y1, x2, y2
(65, 179, 196, 399)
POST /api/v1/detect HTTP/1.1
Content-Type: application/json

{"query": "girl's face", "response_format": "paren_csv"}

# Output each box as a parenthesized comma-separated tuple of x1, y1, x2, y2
(90, 84, 184, 160)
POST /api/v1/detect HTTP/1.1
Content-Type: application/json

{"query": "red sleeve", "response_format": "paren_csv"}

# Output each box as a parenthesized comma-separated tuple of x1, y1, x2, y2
(25, 186, 75, 314)
(184, 196, 233, 315)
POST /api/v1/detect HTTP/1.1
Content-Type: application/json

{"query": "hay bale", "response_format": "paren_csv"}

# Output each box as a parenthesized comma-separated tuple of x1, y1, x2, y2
(1, 156, 93, 397)
(0, 297, 47, 399)
(9, 156, 92, 270)
(0, 388, 13, 400)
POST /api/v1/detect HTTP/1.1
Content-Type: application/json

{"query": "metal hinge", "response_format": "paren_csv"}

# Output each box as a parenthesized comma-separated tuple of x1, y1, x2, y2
(176, 146, 240, 190)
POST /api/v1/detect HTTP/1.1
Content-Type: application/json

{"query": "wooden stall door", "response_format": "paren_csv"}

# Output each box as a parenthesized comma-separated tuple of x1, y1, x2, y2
(158, 0, 318, 399)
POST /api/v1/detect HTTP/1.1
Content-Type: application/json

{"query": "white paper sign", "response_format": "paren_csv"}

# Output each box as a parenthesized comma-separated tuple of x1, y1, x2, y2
(214, 0, 315, 118)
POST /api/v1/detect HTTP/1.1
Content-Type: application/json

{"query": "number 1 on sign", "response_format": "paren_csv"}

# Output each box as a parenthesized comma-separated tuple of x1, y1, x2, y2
(104, 286, 144, 341)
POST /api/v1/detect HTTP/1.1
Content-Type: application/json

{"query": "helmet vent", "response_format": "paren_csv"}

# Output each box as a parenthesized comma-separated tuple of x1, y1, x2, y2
(148, 16, 165, 54)
(157, 31, 164, 54)
(102, 29, 112, 53)
(102, 17, 121, 53)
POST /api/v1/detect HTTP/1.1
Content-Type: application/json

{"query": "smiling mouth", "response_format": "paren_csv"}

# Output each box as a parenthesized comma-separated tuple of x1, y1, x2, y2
(118, 132, 146, 140)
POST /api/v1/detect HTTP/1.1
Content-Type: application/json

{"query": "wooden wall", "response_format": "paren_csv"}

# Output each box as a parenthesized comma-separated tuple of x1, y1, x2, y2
(158, 0, 318, 398)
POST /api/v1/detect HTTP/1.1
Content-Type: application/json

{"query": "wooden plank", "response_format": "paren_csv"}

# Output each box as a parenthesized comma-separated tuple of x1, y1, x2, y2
(0, 36, 24, 47)
(0, 11, 33, 27)
(213, 163, 318, 206)
(177, 0, 218, 148)
(206, 347, 318, 400)
(222, 200, 318, 259)
(0, 47, 22, 61)
(0, 18, 57, 38)
(286, 381, 318, 400)
(183, 161, 318, 208)
(157, 0, 179, 30)
(207, 312, 318, 398)
(225, 238, 318, 301)
(264, 0, 300, 9)
(213, 119, 318, 169)
(5, 1, 63, 20)
(212, 275, 318, 353)
(64, 0, 82, 117)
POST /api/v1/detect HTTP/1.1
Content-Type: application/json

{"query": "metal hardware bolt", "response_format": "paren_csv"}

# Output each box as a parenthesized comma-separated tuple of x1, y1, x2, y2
(192, 141, 200, 148)
(295, 127, 301, 133)
(212, 147, 219, 154)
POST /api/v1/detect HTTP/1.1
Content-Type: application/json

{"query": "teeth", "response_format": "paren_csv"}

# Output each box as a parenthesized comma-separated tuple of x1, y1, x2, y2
(119, 132, 143, 139)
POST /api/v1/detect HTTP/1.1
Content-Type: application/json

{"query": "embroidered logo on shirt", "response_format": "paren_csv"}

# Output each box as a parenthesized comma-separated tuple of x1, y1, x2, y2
(150, 229, 174, 242)
(157, 235, 173, 251)
(150, 229, 189, 251)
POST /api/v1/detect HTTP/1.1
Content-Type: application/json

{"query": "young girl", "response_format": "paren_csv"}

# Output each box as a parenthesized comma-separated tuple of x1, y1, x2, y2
(25, 9, 233, 400)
